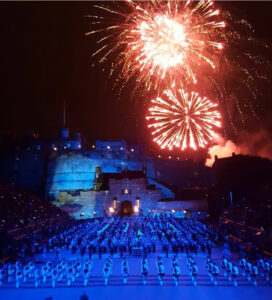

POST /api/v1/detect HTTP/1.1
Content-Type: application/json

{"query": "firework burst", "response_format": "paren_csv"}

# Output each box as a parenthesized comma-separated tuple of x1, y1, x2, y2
(146, 88, 221, 150)
(86, 0, 225, 91)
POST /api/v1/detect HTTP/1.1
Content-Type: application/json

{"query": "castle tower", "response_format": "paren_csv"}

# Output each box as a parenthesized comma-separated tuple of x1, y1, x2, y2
(60, 100, 69, 139)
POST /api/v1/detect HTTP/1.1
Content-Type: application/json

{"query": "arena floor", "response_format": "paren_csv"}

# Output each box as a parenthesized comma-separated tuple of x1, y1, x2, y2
(1, 253, 272, 300)
(1, 285, 272, 300)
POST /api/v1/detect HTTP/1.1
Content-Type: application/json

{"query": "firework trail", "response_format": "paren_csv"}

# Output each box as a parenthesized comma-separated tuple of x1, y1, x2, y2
(201, 11, 271, 136)
(146, 88, 221, 150)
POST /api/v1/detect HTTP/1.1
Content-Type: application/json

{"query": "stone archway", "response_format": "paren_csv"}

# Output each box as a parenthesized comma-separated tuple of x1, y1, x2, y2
(120, 200, 133, 217)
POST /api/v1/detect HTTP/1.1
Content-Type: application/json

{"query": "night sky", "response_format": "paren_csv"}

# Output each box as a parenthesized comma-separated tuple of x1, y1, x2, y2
(0, 1, 271, 154)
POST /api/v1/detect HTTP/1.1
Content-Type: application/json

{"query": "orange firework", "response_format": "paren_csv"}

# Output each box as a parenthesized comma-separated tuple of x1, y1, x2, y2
(86, 0, 225, 91)
(146, 88, 222, 150)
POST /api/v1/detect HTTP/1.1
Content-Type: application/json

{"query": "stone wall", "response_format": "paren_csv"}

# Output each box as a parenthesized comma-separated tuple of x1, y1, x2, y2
(46, 154, 96, 198)
(147, 177, 175, 199)
(105, 178, 162, 216)
(46, 151, 150, 199)
(53, 190, 103, 219)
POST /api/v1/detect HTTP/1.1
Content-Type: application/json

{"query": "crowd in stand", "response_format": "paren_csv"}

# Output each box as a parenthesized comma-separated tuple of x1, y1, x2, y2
(0, 183, 69, 231)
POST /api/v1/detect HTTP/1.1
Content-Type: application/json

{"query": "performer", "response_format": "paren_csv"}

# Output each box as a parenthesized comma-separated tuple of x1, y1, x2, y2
(23, 265, 30, 283)
(141, 258, 148, 285)
(67, 266, 73, 287)
(191, 263, 198, 286)
(239, 258, 247, 277)
(206, 259, 213, 280)
(103, 258, 112, 286)
(245, 261, 252, 282)
(264, 261, 270, 282)
(15, 269, 22, 289)
(51, 268, 58, 288)
(158, 263, 165, 286)
(226, 261, 233, 281)
(221, 257, 228, 277)
(211, 264, 219, 285)
(103, 264, 110, 286)
(172, 265, 180, 286)
(156, 256, 163, 269)
(122, 264, 129, 284)
(28, 261, 35, 278)
(231, 264, 239, 287)
(34, 269, 40, 288)
(0, 268, 4, 287)
(251, 265, 258, 286)
(57, 263, 63, 282)
(257, 258, 265, 278)
(83, 267, 90, 287)
(172, 255, 179, 268)
(8, 265, 14, 283)
(269, 263, 272, 285)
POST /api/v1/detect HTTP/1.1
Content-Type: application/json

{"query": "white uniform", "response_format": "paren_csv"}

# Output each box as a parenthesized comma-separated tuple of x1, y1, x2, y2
(232, 265, 239, 286)
(0, 269, 4, 287)
(251, 265, 258, 286)
(158, 264, 165, 286)
(172, 265, 180, 286)
(51, 268, 58, 288)
(34, 269, 40, 288)
(16, 270, 22, 288)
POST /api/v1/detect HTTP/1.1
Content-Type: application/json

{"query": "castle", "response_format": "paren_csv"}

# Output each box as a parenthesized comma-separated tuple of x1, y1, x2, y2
(0, 127, 212, 219)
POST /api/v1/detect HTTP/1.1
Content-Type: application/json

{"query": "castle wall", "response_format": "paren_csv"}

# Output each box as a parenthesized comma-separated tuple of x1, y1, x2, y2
(105, 178, 162, 216)
(147, 177, 175, 199)
(46, 154, 96, 198)
(53, 190, 103, 219)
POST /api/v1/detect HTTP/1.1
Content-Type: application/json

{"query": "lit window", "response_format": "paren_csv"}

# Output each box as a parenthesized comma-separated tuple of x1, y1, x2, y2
(122, 189, 131, 195)
(113, 199, 117, 209)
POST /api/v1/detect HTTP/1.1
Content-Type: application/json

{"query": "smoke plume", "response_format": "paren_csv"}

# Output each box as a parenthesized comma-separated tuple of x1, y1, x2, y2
(205, 129, 272, 167)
